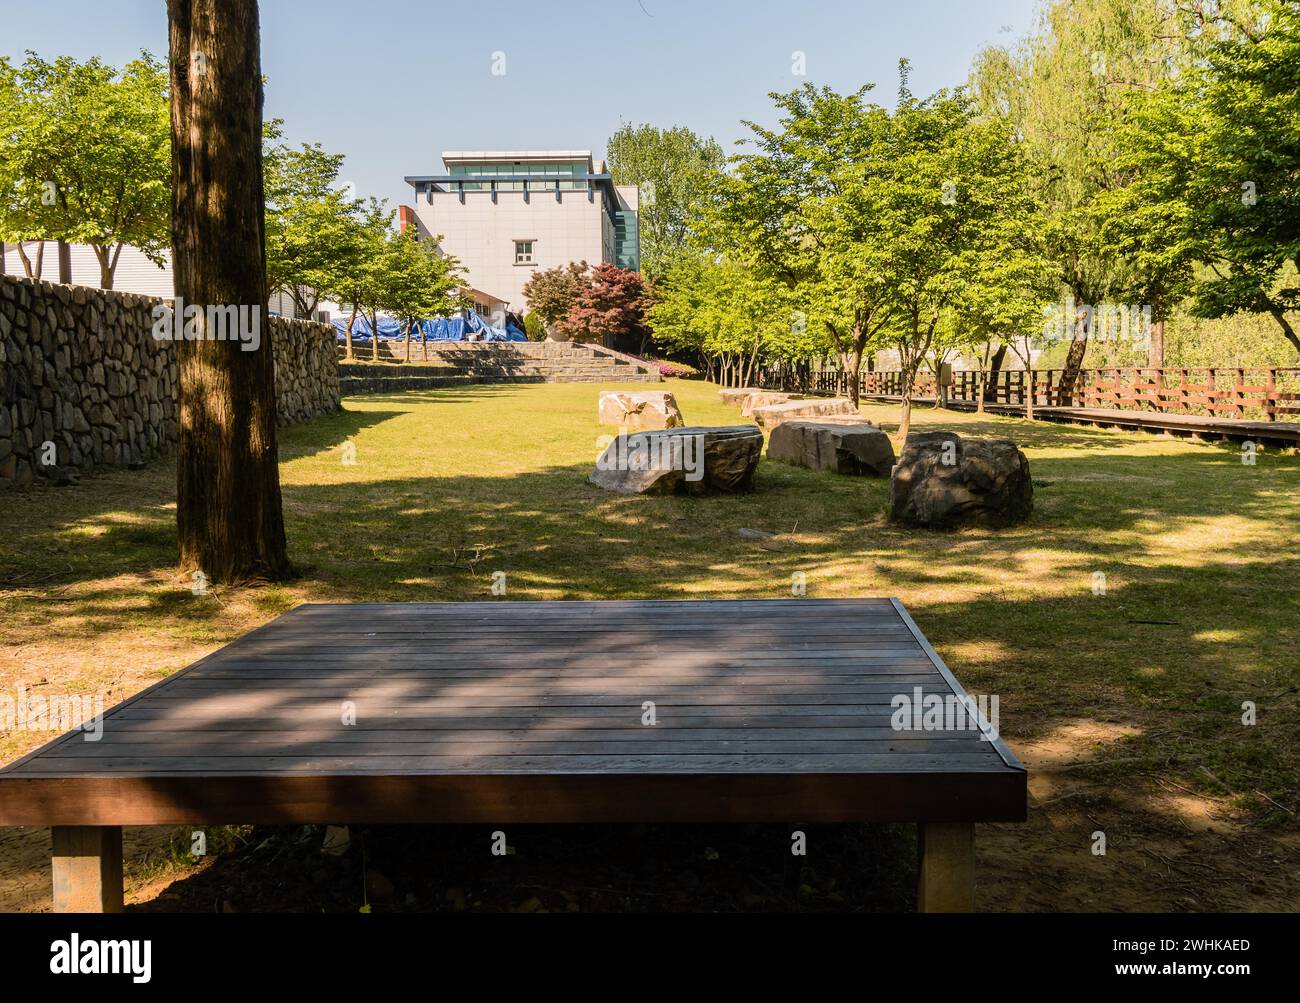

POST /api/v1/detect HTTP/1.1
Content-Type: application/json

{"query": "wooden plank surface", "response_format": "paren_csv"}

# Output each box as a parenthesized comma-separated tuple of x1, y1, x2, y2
(0, 599, 1026, 825)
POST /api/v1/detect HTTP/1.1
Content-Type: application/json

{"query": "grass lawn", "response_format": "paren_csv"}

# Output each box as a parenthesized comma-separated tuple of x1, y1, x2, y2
(1, 378, 1297, 912)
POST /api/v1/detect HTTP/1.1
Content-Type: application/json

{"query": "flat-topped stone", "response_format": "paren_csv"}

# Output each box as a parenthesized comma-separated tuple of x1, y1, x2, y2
(890, 431, 1033, 528)
(589, 425, 762, 495)
(741, 390, 804, 417)
(598, 390, 684, 431)
(719, 387, 764, 407)
(768, 419, 896, 476)
(752, 397, 859, 429)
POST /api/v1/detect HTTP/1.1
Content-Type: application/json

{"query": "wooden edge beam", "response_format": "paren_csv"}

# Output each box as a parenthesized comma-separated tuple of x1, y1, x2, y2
(52, 825, 123, 913)
(917, 821, 974, 913)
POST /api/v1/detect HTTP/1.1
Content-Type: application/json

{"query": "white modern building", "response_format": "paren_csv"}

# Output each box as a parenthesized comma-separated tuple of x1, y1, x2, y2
(404, 150, 639, 317)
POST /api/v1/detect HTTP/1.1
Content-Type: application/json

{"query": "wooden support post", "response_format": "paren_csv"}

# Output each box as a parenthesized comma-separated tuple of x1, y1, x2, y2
(52, 826, 123, 913)
(917, 822, 974, 913)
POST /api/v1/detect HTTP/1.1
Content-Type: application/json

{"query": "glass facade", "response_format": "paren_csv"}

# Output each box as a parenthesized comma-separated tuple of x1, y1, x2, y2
(447, 161, 588, 192)
(614, 209, 640, 272)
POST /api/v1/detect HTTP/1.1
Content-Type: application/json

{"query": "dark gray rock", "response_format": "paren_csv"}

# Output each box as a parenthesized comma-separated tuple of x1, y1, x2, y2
(890, 431, 1033, 528)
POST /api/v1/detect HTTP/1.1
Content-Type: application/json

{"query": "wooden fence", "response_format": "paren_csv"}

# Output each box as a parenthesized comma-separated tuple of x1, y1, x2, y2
(756, 366, 1300, 422)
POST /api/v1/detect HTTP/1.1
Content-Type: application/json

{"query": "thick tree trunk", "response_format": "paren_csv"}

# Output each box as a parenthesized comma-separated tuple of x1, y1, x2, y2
(168, 0, 290, 584)
(58, 240, 72, 284)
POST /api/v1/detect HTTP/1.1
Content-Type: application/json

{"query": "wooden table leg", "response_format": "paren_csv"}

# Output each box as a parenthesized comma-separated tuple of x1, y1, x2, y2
(917, 821, 974, 913)
(52, 826, 123, 913)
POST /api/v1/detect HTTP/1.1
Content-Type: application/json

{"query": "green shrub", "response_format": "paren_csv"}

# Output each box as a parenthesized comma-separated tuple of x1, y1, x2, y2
(524, 312, 547, 341)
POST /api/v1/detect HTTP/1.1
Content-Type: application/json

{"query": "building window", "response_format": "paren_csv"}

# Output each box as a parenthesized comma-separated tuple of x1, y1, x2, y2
(514, 240, 535, 265)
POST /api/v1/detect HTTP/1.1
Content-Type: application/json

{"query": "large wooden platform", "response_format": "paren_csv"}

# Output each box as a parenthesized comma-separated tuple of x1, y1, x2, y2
(0, 599, 1026, 912)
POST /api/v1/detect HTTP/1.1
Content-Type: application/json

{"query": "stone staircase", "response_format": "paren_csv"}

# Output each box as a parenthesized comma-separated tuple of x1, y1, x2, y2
(338, 341, 661, 395)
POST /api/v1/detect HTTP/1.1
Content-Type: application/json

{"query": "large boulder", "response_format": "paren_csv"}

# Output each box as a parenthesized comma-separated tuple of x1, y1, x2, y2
(767, 419, 896, 476)
(890, 431, 1032, 528)
(740, 391, 804, 417)
(590, 426, 762, 495)
(752, 397, 859, 429)
(598, 390, 684, 431)
(719, 387, 764, 407)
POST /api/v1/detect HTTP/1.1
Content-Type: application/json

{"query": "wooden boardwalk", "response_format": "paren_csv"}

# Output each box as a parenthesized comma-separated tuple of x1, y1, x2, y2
(0, 599, 1026, 912)
(862, 395, 1300, 446)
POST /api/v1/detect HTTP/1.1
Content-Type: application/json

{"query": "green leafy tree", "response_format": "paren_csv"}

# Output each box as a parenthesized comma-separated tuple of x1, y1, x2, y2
(648, 251, 808, 386)
(263, 120, 364, 320)
(969, 0, 1195, 381)
(0, 51, 169, 287)
(0, 57, 49, 277)
(646, 250, 713, 371)
(878, 73, 1040, 437)
(605, 123, 725, 280)
(376, 226, 465, 362)
(947, 225, 1059, 417)
(334, 198, 393, 361)
(1105, 1, 1300, 356)
(705, 84, 903, 405)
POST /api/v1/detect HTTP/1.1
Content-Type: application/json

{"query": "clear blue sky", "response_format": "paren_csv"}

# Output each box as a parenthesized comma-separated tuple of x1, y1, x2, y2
(1, 0, 1041, 207)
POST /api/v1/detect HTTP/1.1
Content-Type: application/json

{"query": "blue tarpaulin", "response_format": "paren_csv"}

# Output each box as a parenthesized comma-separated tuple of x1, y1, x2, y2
(334, 311, 527, 344)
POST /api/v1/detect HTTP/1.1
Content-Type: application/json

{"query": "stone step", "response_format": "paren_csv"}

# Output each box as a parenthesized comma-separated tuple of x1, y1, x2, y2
(336, 342, 661, 393)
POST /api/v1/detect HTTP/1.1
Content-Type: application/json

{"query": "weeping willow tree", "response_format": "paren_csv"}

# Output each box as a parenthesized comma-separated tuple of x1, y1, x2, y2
(968, 0, 1260, 383)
